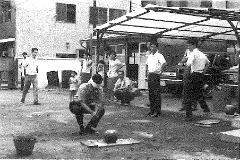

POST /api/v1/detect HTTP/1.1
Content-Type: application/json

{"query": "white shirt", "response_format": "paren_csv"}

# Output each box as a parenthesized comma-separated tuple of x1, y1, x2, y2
(19, 58, 27, 75)
(108, 59, 122, 78)
(24, 56, 38, 75)
(82, 59, 93, 73)
(114, 77, 132, 91)
(146, 51, 166, 74)
(186, 48, 210, 73)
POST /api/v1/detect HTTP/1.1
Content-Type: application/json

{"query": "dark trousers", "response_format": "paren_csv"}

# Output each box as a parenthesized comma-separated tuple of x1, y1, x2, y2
(185, 72, 209, 117)
(21, 75, 25, 90)
(148, 73, 162, 114)
(182, 68, 197, 109)
(21, 75, 38, 103)
(69, 103, 105, 128)
(114, 89, 134, 103)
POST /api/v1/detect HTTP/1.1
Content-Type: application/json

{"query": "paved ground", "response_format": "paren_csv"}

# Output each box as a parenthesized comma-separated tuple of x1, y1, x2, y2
(0, 88, 239, 159)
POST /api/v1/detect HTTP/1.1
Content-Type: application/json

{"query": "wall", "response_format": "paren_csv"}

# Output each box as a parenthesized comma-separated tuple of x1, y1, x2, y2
(16, 57, 82, 88)
(14, 0, 130, 58)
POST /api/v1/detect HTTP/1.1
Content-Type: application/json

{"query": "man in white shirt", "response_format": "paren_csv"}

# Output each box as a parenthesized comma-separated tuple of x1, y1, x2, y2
(69, 74, 105, 134)
(113, 70, 134, 106)
(21, 48, 40, 105)
(185, 38, 210, 121)
(178, 49, 197, 112)
(146, 41, 166, 117)
(19, 52, 28, 90)
(81, 53, 93, 83)
(107, 51, 124, 100)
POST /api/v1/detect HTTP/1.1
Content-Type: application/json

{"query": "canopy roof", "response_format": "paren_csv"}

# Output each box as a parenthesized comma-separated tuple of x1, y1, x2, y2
(95, 5, 240, 41)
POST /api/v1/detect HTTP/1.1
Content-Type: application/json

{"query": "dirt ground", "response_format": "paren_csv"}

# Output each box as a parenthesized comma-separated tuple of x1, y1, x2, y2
(0, 89, 239, 159)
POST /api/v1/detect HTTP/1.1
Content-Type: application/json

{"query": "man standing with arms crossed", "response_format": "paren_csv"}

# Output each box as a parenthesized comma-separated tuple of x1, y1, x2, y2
(21, 48, 40, 105)
(146, 41, 166, 117)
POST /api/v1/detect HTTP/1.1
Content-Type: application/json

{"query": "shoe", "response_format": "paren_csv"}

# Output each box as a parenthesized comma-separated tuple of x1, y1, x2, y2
(151, 112, 161, 117)
(79, 126, 85, 135)
(33, 102, 41, 105)
(84, 127, 97, 134)
(146, 112, 154, 117)
(21, 99, 25, 103)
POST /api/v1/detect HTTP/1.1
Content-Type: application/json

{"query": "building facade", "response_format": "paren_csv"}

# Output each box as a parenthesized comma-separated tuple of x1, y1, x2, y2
(0, 0, 130, 88)
(131, 0, 240, 10)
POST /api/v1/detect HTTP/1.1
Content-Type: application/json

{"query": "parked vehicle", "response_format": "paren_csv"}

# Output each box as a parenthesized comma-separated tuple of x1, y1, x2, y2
(160, 52, 234, 97)
(221, 65, 238, 86)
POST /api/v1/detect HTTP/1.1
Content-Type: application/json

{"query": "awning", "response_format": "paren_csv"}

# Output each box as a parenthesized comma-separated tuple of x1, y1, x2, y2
(95, 5, 240, 41)
(0, 38, 15, 43)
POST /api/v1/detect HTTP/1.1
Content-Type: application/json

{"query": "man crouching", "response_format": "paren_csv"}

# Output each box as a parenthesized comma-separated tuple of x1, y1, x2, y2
(69, 74, 105, 134)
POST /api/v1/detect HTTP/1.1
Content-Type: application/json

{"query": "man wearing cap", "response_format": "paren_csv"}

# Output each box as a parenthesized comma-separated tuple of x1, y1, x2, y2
(146, 41, 166, 117)
(19, 52, 28, 90)
(69, 74, 105, 134)
(185, 38, 211, 121)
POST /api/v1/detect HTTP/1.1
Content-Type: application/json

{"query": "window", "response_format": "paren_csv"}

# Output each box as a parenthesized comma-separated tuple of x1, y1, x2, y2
(56, 3, 76, 23)
(89, 7, 107, 25)
(167, 1, 188, 7)
(89, 7, 126, 25)
(98, 7, 108, 25)
(56, 53, 76, 58)
(109, 9, 126, 21)
(0, 1, 11, 23)
(200, 1, 212, 8)
(167, 1, 178, 7)
(179, 1, 188, 7)
(141, 1, 156, 7)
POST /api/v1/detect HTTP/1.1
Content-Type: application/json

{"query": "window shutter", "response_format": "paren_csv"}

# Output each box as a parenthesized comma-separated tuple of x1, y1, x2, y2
(89, 6, 97, 24)
(200, 1, 212, 8)
(98, 7, 107, 25)
(67, 4, 76, 23)
(56, 3, 67, 22)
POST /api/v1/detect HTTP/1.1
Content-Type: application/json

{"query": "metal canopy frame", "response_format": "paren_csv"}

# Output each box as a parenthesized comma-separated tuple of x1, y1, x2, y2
(93, 4, 240, 113)
(95, 5, 240, 42)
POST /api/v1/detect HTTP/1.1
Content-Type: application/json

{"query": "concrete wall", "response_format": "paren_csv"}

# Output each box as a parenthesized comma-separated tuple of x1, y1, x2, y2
(14, 0, 130, 57)
(16, 57, 82, 88)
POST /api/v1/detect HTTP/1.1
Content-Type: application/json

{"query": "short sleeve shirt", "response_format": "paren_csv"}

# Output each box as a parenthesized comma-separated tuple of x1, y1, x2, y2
(24, 57, 38, 75)
(186, 48, 210, 73)
(146, 51, 166, 74)
(77, 83, 103, 106)
(114, 77, 132, 91)
(82, 59, 93, 73)
(108, 59, 122, 78)
(19, 58, 27, 75)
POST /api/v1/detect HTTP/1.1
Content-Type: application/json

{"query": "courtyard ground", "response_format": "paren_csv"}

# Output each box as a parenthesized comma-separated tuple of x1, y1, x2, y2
(0, 88, 239, 159)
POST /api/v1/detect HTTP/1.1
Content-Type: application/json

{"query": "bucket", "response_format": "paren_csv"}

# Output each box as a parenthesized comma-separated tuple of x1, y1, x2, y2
(13, 135, 37, 156)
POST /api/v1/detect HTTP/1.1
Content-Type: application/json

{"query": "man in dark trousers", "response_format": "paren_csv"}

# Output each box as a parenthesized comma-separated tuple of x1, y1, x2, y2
(184, 38, 211, 121)
(69, 74, 105, 134)
(145, 41, 166, 117)
(178, 49, 197, 111)
(19, 52, 28, 90)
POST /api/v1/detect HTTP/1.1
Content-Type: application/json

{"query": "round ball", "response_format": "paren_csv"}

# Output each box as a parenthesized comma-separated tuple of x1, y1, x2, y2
(104, 130, 118, 144)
